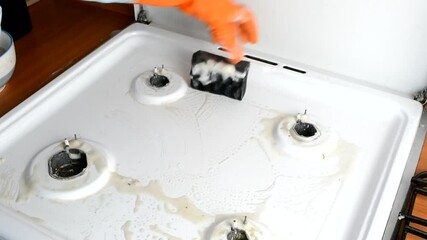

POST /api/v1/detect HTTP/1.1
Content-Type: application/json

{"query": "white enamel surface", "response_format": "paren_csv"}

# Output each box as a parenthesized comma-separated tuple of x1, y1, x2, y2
(0, 24, 422, 240)
(142, 0, 427, 95)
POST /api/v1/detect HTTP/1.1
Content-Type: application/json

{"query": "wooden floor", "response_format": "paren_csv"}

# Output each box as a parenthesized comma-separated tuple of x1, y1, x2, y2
(416, 142, 427, 173)
(0, 0, 134, 117)
(406, 133, 427, 240)
(0, 1, 426, 239)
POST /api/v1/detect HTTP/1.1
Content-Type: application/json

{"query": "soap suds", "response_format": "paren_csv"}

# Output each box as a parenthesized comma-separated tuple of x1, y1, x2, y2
(121, 220, 134, 240)
(192, 60, 246, 85)
(134, 195, 143, 213)
(109, 174, 212, 224)
(4, 109, 358, 240)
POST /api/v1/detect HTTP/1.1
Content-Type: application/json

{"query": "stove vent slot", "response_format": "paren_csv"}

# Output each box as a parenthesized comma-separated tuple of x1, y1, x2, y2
(218, 47, 306, 73)
(283, 65, 306, 74)
(217, 48, 278, 66)
(244, 54, 278, 66)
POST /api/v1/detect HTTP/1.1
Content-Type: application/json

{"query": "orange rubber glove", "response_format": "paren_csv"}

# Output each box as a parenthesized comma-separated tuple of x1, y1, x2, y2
(136, 0, 258, 63)
(177, 0, 258, 63)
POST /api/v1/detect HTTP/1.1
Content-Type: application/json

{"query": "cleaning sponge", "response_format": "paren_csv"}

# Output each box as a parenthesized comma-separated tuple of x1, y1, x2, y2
(190, 50, 250, 100)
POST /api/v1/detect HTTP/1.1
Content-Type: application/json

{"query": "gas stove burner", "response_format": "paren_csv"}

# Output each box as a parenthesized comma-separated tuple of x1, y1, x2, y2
(228, 217, 249, 240)
(210, 216, 272, 240)
(290, 111, 321, 142)
(19, 138, 115, 201)
(48, 139, 88, 180)
(228, 228, 249, 240)
(274, 112, 338, 160)
(293, 121, 318, 137)
(149, 66, 170, 88)
(131, 65, 187, 105)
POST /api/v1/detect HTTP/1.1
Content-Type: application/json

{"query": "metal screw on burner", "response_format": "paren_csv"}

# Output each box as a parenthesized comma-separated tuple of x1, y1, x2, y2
(149, 65, 170, 88)
(48, 138, 88, 180)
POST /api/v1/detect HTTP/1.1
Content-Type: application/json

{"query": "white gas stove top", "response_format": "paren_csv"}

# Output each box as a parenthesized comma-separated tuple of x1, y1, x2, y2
(0, 23, 423, 239)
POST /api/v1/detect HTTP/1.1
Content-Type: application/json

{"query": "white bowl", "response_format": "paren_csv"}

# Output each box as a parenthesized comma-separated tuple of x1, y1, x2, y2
(0, 30, 16, 92)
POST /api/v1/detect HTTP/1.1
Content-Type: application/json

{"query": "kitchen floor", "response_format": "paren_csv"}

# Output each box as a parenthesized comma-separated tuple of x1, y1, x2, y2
(0, 0, 426, 239)
(0, 0, 134, 117)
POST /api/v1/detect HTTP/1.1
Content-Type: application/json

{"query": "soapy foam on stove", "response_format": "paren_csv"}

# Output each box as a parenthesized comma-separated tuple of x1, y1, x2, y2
(16, 176, 205, 238)
(106, 177, 213, 239)
(108, 173, 213, 225)
(191, 60, 247, 85)
(121, 220, 134, 240)
(2, 101, 357, 239)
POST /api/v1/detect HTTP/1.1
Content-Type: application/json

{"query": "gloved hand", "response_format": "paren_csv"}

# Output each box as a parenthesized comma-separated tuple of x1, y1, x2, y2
(177, 0, 258, 63)
(135, 0, 258, 63)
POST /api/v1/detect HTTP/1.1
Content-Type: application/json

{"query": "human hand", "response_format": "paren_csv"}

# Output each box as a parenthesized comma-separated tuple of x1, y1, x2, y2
(96, 0, 258, 62)
(178, 0, 258, 63)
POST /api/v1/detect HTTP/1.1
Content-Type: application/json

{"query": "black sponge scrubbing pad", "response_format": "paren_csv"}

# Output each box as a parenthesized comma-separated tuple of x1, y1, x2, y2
(190, 50, 250, 101)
